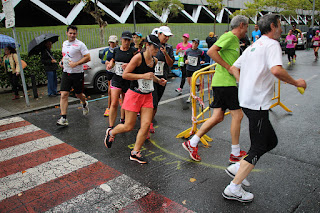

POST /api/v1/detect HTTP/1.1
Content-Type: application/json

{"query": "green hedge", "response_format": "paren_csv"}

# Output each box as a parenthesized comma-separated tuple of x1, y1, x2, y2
(0, 50, 63, 89)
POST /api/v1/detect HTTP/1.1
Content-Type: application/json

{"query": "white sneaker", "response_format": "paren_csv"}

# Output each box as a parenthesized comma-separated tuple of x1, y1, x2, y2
(186, 96, 191, 103)
(222, 184, 254, 202)
(225, 163, 251, 187)
(56, 117, 68, 126)
(175, 88, 182, 94)
(83, 101, 89, 115)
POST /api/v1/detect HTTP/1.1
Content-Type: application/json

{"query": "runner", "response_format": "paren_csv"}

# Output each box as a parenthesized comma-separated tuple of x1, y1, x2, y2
(101, 35, 118, 117)
(57, 25, 91, 126)
(291, 24, 302, 62)
(251, 24, 261, 43)
(104, 35, 166, 164)
(285, 30, 297, 65)
(223, 14, 306, 202)
(184, 38, 205, 103)
(150, 26, 175, 135)
(311, 30, 320, 61)
(106, 31, 136, 128)
(132, 32, 144, 52)
(182, 15, 249, 164)
(175, 33, 192, 95)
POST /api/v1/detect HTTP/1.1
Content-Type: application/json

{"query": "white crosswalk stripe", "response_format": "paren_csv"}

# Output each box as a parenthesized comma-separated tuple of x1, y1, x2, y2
(0, 151, 98, 201)
(0, 124, 40, 140)
(0, 136, 64, 162)
(0, 117, 24, 126)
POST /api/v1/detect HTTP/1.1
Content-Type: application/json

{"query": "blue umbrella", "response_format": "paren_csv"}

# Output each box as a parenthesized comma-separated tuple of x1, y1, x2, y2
(0, 34, 17, 49)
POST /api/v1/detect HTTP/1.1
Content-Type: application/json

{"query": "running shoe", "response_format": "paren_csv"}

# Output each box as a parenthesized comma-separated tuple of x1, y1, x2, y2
(149, 123, 155, 133)
(146, 131, 150, 140)
(222, 184, 254, 202)
(56, 117, 68, 126)
(130, 151, 147, 164)
(182, 141, 201, 161)
(186, 96, 191, 103)
(225, 163, 251, 187)
(120, 118, 125, 124)
(104, 128, 114, 148)
(288, 61, 291, 65)
(104, 108, 110, 117)
(229, 150, 247, 163)
(175, 88, 182, 94)
(83, 101, 89, 115)
(293, 58, 296, 63)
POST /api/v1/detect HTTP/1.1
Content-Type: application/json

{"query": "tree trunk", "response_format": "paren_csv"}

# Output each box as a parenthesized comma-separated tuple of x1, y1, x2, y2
(99, 25, 105, 46)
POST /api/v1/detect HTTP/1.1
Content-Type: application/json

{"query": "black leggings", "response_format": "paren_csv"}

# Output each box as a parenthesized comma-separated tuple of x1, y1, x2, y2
(179, 65, 186, 89)
(287, 48, 295, 61)
(7, 72, 20, 96)
(242, 108, 278, 165)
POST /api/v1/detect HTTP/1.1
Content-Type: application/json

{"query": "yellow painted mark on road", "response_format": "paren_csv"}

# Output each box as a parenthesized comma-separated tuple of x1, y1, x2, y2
(150, 139, 261, 172)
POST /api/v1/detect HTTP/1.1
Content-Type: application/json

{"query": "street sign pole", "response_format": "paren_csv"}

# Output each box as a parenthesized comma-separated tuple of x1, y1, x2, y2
(2, 0, 29, 106)
(12, 27, 30, 106)
(311, 0, 315, 27)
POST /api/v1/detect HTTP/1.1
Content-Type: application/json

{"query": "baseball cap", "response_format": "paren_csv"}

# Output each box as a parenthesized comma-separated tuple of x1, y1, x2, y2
(121, 31, 132, 39)
(159, 26, 173, 36)
(108, 35, 118, 43)
(183, 33, 190, 38)
(146, 34, 161, 48)
(132, 32, 142, 37)
(316, 30, 320, 33)
(192, 38, 200, 44)
(151, 28, 159, 36)
(209, 32, 214, 37)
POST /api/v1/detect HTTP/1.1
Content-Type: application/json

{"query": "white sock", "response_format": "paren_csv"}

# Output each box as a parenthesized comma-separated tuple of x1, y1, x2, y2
(231, 144, 240, 156)
(229, 181, 241, 192)
(189, 135, 200, 147)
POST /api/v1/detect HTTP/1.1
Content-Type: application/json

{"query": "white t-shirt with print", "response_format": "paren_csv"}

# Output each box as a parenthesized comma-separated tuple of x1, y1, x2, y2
(62, 39, 89, 73)
(233, 35, 283, 110)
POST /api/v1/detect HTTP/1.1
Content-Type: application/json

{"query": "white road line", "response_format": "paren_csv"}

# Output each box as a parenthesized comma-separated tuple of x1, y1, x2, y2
(306, 75, 318, 82)
(0, 151, 98, 201)
(0, 136, 64, 162)
(0, 117, 24, 126)
(46, 174, 151, 213)
(0, 125, 40, 140)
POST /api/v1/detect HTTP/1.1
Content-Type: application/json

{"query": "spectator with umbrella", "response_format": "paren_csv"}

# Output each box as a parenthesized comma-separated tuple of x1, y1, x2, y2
(28, 33, 59, 97)
(1, 46, 21, 100)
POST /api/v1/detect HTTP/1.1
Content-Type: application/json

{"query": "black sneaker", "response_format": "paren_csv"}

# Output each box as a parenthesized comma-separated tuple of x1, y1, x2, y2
(120, 118, 125, 124)
(130, 151, 147, 164)
(104, 128, 114, 148)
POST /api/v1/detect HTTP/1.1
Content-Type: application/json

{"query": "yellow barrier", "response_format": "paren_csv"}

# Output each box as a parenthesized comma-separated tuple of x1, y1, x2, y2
(176, 63, 230, 146)
(270, 80, 292, 112)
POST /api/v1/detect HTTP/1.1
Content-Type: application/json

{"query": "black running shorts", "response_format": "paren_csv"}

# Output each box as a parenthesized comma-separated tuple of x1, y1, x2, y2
(209, 86, 240, 111)
(60, 72, 84, 94)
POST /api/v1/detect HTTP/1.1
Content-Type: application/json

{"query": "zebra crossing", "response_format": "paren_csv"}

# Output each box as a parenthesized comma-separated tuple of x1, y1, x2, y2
(0, 117, 193, 212)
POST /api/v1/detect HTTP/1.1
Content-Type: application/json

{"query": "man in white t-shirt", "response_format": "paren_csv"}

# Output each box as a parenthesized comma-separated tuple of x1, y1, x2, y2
(57, 25, 91, 126)
(222, 14, 306, 202)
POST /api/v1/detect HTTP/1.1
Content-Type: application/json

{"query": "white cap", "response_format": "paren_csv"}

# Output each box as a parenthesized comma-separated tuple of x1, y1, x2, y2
(151, 28, 159, 36)
(159, 26, 173, 36)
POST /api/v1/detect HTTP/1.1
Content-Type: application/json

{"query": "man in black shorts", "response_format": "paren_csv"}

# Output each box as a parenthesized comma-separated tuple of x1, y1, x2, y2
(57, 25, 91, 126)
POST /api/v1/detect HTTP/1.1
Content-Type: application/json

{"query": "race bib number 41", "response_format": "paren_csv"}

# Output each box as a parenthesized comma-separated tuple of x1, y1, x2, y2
(155, 61, 165, 76)
(115, 62, 124, 76)
(137, 79, 154, 93)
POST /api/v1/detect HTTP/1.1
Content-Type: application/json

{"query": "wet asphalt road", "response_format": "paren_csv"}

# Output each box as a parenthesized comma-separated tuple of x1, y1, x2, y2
(21, 49, 320, 212)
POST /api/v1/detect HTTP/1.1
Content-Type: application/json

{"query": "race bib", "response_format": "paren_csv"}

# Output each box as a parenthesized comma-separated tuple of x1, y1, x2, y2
(313, 41, 319, 46)
(115, 62, 124, 76)
(287, 40, 292, 45)
(137, 79, 154, 93)
(63, 57, 71, 68)
(155, 61, 165, 76)
(108, 66, 116, 73)
(178, 50, 186, 57)
(188, 56, 198, 66)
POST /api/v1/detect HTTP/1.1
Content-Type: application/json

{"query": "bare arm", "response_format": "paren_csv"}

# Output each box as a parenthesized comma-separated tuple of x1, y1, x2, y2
(229, 66, 240, 82)
(69, 53, 91, 68)
(271, 65, 306, 89)
(122, 54, 154, 81)
(160, 46, 174, 67)
(207, 45, 231, 71)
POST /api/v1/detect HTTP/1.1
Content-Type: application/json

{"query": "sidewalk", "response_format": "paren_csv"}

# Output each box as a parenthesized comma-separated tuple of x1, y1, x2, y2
(0, 85, 78, 119)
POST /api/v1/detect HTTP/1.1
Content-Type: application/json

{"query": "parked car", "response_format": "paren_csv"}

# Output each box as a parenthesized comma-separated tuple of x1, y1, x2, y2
(296, 32, 307, 50)
(83, 47, 109, 93)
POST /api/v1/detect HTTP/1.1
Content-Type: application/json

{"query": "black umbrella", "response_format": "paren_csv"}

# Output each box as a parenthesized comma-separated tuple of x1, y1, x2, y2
(28, 33, 59, 56)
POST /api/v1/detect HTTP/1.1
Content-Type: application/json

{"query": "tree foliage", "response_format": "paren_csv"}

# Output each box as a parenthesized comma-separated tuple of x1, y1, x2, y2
(148, 0, 184, 24)
(207, 0, 224, 32)
(68, 0, 107, 45)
